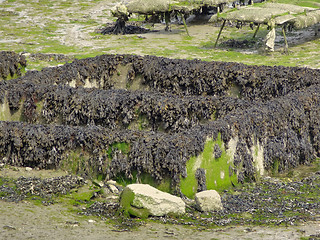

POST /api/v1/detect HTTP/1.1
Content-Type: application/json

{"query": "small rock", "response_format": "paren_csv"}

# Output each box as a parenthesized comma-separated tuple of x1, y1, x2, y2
(108, 184, 119, 194)
(195, 190, 223, 212)
(100, 187, 111, 197)
(25, 167, 32, 171)
(92, 179, 104, 188)
(106, 195, 119, 201)
(3, 225, 16, 230)
(107, 180, 117, 185)
(65, 221, 79, 227)
(88, 219, 96, 223)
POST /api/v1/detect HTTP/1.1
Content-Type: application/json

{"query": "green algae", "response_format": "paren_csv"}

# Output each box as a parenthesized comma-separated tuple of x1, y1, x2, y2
(60, 149, 93, 176)
(180, 133, 238, 198)
(120, 187, 150, 218)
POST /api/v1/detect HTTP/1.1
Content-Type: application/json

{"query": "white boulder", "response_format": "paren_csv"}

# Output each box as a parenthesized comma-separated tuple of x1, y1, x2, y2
(195, 190, 223, 212)
(120, 184, 185, 218)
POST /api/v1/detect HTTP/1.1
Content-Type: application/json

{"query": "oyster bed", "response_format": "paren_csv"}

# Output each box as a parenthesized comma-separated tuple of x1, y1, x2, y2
(1, 51, 320, 193)
(16, 54, 320, 100)
(0, 51, 26, 80)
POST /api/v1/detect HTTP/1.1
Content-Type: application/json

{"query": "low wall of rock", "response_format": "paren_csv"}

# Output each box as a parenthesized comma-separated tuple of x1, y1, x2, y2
(1, 52, 320, 197)
(0, 83, 318, 197)
(17, 54, 320, 101)
(0, 80, 251, 131)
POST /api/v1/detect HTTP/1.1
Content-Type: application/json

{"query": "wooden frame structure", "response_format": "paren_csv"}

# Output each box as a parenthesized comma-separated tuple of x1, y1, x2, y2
(211, 3, 320, 52)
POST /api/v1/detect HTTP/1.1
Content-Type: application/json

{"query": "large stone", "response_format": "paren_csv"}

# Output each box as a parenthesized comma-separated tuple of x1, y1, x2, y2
(120, 184, 185, 218)
(195, 190, 223, 212)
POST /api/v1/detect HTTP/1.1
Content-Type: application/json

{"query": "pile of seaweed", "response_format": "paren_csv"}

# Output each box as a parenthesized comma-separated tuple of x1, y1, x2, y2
(0, 51, 26, 80)
(0, 80, 252, 130)
(98, 22, 158, 35)
(1, 51, 320, 191)
(0, 175, 84, 202)
(16, 54, 320, 101)
(219, 39, 258, 49)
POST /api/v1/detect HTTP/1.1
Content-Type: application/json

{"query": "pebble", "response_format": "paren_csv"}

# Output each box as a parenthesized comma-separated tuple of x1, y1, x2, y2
(108, 184, 119, 194)
(3, 225, 16, 230)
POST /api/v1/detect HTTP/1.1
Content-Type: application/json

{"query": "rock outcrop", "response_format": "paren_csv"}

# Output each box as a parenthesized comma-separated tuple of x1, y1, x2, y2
(120, 184, 185, 218)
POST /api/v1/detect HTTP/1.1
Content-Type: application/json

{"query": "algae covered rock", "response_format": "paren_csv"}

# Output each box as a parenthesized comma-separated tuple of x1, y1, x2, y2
(195, 190, 223, 212)
(120, 184, 185, 218)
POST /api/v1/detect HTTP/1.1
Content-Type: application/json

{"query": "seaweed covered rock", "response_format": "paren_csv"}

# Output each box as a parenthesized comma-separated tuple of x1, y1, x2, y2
(15, 54, 320, 101)
(0, 79, 251, 131)
(2, 53, 320, 197)
(0, 51, 26, 80)
(0, 121, 205, 188)
(0, 82, 319, 196)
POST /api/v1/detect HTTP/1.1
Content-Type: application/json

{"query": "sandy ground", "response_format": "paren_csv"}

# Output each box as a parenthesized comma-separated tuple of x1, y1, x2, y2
(1, 167, 320, 240)
(1, 200, 319, 240)
(1, 0, 319, 68)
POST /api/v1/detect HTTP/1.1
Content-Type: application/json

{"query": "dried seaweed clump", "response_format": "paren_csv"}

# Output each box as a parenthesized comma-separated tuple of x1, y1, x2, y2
(0, 51, 26, 80)
(98, 22, 157, 35)
(16, 175, 85, 197)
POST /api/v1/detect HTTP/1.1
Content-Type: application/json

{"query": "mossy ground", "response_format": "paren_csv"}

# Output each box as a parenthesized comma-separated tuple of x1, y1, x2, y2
(0, 0, 319, 72)
(0, 164, 319, 232)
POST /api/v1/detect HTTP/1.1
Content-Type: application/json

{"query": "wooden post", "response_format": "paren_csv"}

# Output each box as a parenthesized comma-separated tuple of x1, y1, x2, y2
(180, 12, 190, 37)
(252, 23, 260, 38)
(214, 19, 226, 48)
(165, 12, 170, 31)
(282, 26, 289, 54)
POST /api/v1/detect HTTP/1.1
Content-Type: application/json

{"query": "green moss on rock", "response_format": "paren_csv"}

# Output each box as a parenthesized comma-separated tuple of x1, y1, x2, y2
(120, 187, 150, 218)
(180, 133, 238, 198)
